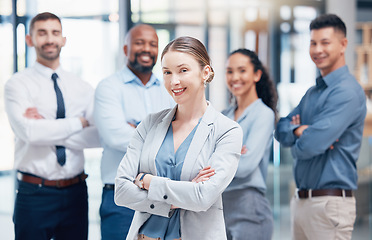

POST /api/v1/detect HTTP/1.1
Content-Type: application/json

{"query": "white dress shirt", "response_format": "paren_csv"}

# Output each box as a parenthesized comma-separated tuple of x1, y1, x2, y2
(4, 61, 100, 180)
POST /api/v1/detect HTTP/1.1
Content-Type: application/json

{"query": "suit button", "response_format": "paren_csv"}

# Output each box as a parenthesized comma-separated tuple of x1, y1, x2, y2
(150, 204, 155, 209)
(163, 195, 168, 199)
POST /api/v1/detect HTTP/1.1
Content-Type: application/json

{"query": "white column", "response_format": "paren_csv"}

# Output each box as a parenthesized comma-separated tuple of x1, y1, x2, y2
(326, 0, 356, 71)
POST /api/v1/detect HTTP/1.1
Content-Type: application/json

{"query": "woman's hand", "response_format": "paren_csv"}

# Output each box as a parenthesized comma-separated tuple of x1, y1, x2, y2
(134, 173, 144, 189)
(134, 173, 153, 190)
(192, 166, 215, 183)
(174, 167, 215, 209)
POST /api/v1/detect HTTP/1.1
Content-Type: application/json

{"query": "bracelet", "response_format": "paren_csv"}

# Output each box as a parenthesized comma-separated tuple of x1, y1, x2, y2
(139, 173, 148, 189)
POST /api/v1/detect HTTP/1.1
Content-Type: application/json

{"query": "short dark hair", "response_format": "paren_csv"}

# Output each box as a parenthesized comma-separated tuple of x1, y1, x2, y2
(29, 12, 61, 34)
(310, 14, 346, 37)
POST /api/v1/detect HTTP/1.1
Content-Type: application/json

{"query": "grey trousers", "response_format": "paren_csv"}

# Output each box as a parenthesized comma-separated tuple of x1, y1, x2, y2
(222, 188, 273, 240)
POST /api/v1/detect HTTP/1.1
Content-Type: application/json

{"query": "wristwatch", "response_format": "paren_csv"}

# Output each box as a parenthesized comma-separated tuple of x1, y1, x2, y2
(138, 173, 148, 190)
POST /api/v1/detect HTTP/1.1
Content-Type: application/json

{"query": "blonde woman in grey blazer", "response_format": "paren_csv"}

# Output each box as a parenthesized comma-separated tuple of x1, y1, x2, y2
(115, 36, 243, 240)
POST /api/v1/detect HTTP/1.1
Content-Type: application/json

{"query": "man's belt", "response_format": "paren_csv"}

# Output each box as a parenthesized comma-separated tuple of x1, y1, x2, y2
(103, 184, 115, 190)
(296, 189, 353, 199)
(17, 172, 88, 188)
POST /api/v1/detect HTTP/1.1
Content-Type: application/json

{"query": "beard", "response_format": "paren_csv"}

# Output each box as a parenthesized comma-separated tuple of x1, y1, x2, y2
(36, 43, 62, 61)
(128, 52, 156, 73)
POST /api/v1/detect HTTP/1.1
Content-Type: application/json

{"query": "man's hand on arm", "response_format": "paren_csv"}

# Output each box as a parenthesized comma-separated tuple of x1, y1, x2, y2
(291, 114, 301, 125)
(330, 139, 339, 150)
(127, 122, 137, 128)
(241, 145, 248, 154)
(79, 117, 89, 128)
(294, 125, 309, 137)
(290, 114, 309, 137)
(127, 120, 141, 128)
(23, 107, 44, 119)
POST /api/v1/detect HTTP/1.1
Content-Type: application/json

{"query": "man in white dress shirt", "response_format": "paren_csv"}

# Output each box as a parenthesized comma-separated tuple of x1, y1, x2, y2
(4, 12, 99, 240)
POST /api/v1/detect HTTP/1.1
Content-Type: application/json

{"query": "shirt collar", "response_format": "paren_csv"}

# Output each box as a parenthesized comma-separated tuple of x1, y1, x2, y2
(321, 65, 349, 88)
(120, 65, 160, 87)
(236, 98, 262, 122)
(225, 98, 262, 121)
(34, 61, 62, 79)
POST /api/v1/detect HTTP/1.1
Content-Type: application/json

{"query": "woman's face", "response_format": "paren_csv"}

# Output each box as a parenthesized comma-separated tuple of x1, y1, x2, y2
(162, 50, 209, 105)
(225, 53, 261, 98)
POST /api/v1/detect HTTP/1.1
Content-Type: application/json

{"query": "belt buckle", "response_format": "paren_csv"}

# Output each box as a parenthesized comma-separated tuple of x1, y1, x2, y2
(296, 189, 313, 199)
(55, 180, 62, 188)
(55, 179, 68, 188)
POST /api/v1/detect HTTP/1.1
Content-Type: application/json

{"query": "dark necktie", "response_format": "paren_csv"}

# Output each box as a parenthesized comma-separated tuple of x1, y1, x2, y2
(51, 73, 66, 166)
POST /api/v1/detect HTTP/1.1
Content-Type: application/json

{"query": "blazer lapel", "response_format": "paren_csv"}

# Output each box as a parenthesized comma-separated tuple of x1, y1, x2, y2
(181, 103, 217, 181)
(147, 106, 177, 174)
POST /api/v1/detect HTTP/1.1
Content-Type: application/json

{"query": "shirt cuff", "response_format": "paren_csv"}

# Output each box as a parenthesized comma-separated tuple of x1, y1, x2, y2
(290, 124, 300, 138)
(147, 176, 170, 202)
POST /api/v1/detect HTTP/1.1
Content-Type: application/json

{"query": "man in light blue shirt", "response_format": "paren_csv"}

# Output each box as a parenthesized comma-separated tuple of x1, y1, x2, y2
(275, 14, 366, 240)
(94, 24, 174, 240)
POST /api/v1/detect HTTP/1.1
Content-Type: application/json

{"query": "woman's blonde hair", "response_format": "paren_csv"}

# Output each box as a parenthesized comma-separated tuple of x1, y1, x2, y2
(161, 36, 214, 83)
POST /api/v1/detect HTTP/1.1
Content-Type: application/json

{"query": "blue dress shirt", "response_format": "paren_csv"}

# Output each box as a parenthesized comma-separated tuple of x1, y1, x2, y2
(275, 66, 366, 190)
(223, 99, 274, 194)
(94, 66, 175, 184)
(140, 119, 199, 240)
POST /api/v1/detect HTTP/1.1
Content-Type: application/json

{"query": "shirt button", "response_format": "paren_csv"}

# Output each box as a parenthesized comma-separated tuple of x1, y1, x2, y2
(163, 195, 168, 199)
(150, 204, 155, 209)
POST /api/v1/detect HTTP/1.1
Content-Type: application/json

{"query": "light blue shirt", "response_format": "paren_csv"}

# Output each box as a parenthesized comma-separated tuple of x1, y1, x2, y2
(140, 119, 198, 240)
(223, 99, 274, 194)
(275, 66, 366, 190)
(94, 66, 174, 184)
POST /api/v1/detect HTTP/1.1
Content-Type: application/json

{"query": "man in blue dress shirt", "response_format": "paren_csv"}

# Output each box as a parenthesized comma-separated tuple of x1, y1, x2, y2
(275, 14, 366, 240)
(94, 24, 174, 240)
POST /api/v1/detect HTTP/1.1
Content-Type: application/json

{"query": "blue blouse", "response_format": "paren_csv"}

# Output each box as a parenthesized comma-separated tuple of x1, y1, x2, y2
(139, 120, 199, 240)
(223, 99, 274, 194)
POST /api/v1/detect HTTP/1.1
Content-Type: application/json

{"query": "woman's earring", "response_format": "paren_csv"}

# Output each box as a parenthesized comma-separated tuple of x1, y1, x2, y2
(204, 80, 207, 87)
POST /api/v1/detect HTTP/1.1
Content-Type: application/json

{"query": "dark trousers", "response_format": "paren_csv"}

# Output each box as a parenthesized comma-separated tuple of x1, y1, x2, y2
(13, 180, 88, 240)
(100, 187, 135, 240)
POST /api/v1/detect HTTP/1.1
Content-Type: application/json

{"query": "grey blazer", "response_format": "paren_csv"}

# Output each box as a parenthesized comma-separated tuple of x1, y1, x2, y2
(115, 103, 243, 240)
